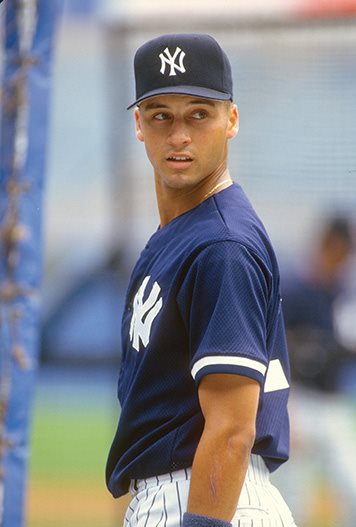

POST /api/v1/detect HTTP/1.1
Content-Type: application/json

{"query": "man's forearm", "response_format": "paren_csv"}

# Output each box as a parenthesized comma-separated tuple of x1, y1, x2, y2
(186, 424, 254, 522)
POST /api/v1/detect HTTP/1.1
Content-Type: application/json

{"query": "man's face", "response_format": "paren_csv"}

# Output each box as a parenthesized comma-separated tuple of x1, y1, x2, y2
(134, 95, 238, 191)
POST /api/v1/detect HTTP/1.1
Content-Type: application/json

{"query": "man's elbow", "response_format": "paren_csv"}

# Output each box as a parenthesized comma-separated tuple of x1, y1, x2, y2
(225, 426, 256, 458)
(204, 417, 256, 455)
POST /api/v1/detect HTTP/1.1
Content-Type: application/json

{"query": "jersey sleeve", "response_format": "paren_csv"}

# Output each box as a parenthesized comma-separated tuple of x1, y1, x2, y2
(177, 241, 271, 386)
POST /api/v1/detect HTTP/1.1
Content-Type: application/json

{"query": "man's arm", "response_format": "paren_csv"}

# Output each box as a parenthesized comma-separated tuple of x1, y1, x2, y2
(185, 373, 260, 524)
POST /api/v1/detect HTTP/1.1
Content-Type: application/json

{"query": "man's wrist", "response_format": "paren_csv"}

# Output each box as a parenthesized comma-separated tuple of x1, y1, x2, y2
(182, 512, 232, 527)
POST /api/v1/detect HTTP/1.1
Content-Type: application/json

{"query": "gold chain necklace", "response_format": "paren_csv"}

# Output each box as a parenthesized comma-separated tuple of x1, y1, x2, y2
(202, 178, 233, 201)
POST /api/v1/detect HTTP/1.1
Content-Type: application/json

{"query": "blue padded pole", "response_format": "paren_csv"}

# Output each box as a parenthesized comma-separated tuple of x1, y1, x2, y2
(0, 1, 61, 525)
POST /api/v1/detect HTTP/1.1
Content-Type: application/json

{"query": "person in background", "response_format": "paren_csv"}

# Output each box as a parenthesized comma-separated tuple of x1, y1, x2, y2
(280, 215, 356, 527)
(283, 216, 354, 392)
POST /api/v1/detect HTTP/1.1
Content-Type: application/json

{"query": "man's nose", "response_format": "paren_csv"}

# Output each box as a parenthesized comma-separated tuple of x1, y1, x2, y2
(166, 119, 192, 147)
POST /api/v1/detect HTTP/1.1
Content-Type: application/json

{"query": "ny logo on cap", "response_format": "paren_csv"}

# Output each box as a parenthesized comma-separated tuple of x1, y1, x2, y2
(159, 47, 186, 76)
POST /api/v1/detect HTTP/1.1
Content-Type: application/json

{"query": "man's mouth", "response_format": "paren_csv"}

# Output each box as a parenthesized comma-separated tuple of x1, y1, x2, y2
(166, 154, 193, 165)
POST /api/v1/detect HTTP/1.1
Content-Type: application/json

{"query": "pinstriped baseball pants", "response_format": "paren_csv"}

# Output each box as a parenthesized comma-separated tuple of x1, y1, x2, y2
(124, 454, 297, 526)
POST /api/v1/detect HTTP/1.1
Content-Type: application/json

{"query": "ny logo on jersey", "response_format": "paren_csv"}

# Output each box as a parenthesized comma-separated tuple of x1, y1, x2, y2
(129, 276, 163, 352)
(159, 47, 186, 76)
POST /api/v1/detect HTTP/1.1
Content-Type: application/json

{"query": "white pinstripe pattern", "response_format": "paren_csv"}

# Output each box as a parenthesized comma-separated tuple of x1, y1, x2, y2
(124, 455, 297, 527)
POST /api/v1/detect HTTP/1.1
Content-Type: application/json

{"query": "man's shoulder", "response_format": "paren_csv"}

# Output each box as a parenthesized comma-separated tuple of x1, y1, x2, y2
(178, 183, 267, 244)
(200, 183, 273, 261)
(147, 183, 275, 274)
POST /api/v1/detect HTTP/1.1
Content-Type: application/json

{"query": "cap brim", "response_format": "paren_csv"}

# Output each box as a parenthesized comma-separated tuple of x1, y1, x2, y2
(127, 85, 232, 110)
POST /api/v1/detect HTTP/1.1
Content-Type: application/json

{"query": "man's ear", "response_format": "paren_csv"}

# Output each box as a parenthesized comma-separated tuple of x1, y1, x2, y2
(226, 104, 239, 140)
(134, 108, 144, 142)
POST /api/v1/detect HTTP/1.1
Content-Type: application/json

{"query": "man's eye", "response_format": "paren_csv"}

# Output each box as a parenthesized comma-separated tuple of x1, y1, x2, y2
(153, 112, 169, 121)
(192, 111, 207, 120)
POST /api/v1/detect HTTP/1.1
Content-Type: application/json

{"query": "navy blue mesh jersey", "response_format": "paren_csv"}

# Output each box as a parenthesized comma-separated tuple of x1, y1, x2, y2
(106, 183, 290, 498)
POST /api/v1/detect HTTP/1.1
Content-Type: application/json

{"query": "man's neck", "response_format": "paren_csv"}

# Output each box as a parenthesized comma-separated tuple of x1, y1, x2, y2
(155, 168, 233, 228)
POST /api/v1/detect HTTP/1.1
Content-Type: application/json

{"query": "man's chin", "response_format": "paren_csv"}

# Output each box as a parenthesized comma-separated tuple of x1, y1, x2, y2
(161, 177, 202, 192)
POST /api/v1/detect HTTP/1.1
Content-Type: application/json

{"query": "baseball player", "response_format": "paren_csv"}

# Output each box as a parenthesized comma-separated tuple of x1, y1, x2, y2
(106, 33, 296, 527)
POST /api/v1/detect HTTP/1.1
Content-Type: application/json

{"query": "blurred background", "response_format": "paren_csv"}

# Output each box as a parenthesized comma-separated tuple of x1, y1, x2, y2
(2, 0, 356, 526)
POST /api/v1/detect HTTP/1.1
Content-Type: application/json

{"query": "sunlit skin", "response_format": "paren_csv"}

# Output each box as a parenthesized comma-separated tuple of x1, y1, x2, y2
(134, 94, 261, 522)
(134, 94, 239, 227)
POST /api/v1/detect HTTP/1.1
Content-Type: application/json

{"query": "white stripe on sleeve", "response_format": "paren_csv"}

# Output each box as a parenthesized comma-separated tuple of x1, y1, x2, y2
(191, 356, 267, 380)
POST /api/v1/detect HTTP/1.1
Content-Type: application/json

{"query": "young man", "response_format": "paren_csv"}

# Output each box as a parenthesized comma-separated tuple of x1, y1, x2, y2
(106, 33, 296, 527)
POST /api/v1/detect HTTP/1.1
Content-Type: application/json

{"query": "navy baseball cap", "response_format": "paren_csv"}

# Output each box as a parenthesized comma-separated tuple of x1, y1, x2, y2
(127, 33, 233, 109)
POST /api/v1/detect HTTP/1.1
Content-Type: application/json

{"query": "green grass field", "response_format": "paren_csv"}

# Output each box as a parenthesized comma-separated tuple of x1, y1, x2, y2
(27, 367, 129, 527)
(27, 367, 356, 527)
